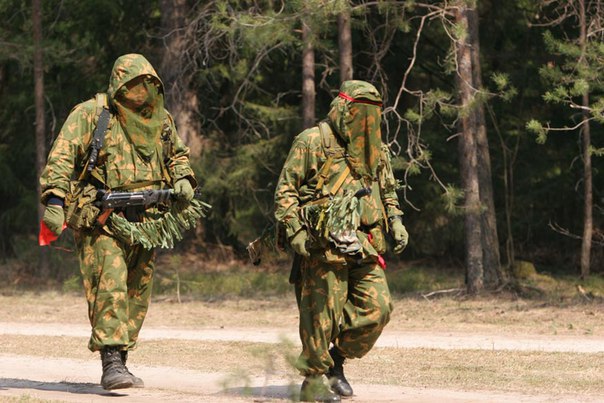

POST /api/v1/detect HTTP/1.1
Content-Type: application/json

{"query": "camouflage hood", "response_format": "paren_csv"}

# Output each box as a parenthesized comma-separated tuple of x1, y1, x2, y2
(327, 80, 383, 181)
(108, 54, 166, 159)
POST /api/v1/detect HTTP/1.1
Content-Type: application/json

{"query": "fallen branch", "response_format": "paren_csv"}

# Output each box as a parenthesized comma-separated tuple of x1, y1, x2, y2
(576, 284, 593, 302)
(421, 288, 464, 300)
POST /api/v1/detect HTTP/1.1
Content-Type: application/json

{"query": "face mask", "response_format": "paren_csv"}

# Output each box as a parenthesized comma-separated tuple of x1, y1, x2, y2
(114, 75, 166, 159)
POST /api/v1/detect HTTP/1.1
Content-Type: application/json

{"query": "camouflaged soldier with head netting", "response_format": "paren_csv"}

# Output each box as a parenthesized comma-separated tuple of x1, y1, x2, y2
(39, 54, 199, 391)
(274, 80, 409, 402)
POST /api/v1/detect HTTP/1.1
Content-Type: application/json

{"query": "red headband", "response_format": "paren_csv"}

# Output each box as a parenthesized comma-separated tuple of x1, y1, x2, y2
(338, 92, 383, 107)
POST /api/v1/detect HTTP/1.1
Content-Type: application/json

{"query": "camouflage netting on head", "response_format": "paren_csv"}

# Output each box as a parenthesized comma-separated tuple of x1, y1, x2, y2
(108, 199, 211, 249)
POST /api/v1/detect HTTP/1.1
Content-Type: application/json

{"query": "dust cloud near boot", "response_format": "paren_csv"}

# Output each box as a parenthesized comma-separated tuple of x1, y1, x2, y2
(300, 374, 341, 402)
(100, 346, 134, 390)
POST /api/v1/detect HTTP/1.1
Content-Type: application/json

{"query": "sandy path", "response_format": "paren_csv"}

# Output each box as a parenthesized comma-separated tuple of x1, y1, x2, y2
(1, 322, 603, 402)
(0, 354, 599, 403)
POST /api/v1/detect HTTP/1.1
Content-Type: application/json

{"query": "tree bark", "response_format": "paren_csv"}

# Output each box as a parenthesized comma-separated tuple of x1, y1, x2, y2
(33, 0, 49, 278)
(467, 6, 502, 286)
(455, 4, 483, 294)
(0, 64, 4, 93)
(160, 0, 202, 158)
(302, 19, 316, 129)
(578, 0, 592, 278)
(338, 9, 353, 83)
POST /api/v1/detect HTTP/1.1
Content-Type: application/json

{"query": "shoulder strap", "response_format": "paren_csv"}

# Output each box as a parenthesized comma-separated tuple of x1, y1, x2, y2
(314, 123, 334, 197)
(314, 122, 350, 198)
(78, 93, 111, 182)
(319, 121, 345, 158)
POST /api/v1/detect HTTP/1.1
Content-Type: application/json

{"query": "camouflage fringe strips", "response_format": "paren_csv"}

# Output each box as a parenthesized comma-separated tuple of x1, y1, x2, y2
(300, 189, 367, 255)
(324, 190, 362, 235)
(108, 199, 211, 249)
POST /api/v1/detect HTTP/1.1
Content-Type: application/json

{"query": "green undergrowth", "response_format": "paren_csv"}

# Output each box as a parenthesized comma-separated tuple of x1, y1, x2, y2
(148, 261, 466, 300)
(4, 247, 604, 303)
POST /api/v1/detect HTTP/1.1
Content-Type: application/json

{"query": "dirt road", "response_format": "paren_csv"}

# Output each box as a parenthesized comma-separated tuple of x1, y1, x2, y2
(1, 323, 603, 402)
(1, 294, 603, 402)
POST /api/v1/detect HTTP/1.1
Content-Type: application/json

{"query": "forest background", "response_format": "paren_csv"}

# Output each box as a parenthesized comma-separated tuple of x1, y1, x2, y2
(0, 0, 603, 295)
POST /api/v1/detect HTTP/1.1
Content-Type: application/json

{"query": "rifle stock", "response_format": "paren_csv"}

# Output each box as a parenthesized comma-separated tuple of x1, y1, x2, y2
(97, 208, 114, 226)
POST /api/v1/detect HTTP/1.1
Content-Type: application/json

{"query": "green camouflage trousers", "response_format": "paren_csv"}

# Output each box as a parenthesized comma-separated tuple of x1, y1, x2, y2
(75, 231, 155, 352)
(295, 256, 393, 375)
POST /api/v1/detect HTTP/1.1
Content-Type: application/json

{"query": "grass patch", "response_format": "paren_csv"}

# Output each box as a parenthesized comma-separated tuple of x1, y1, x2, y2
(153, 266, 292, 300)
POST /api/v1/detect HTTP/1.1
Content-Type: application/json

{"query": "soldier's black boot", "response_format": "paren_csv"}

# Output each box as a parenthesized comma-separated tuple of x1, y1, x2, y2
(100, 346, 134, 390)
(300, 375, 341, 402)
(120, 350, 145, 388)
(327, 347, 353, 398)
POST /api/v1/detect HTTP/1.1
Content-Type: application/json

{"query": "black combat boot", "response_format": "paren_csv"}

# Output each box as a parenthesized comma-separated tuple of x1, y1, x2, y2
(327, 347, 353, 397)
(120, 350, 145, 388)
(300, 375, 341, 402)
(100, 346, 134, 390)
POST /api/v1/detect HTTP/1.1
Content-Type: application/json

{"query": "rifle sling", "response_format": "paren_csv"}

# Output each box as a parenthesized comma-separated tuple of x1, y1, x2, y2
(79, 108, 109, 181)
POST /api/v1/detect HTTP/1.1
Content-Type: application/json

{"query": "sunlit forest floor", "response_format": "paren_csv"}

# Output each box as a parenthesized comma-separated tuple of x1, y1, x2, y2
(2, 246, 604, 401)
(2, 244, 604, 305)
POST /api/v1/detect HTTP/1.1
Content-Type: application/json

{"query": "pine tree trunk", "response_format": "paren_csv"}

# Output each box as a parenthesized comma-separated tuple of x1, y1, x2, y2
(302, 20, 315, 129)
(338, 9, 353, 83)
(160, 0, 202, 158)
(33, 0, 49, 278)
(455, 5, 483, 294)
(579, 0, 592, 278)
(467, 6, 502, 287)
(580, 93, 593, 279)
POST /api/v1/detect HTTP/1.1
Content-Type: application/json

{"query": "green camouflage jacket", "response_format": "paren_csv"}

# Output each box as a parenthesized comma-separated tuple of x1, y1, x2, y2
(274, 124, 402, 237)
(40, 54, 195, 204)
(274, 80, 403, 261)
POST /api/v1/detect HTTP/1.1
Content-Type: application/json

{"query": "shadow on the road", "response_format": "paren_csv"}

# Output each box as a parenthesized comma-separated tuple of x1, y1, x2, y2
(0, 378, 128, 397)
(224, 384, 298, 401)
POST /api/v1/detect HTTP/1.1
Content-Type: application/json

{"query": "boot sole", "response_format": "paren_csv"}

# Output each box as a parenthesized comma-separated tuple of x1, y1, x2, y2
(102, 380, 134, 390)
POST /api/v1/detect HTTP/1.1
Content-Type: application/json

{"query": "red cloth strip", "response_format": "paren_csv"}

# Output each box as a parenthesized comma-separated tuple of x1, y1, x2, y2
(338, 92, 383, 107)
(38, 220, 67, 246)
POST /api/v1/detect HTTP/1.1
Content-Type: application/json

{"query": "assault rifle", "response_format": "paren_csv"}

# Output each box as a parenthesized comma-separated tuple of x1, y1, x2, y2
(246, 223, 286, 266)
(95, 188, 192, 225)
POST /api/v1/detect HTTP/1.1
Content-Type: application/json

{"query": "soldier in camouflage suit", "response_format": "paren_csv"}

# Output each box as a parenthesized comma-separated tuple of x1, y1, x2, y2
(39, 54, 196, 390)
(275, 81, 409, 402)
